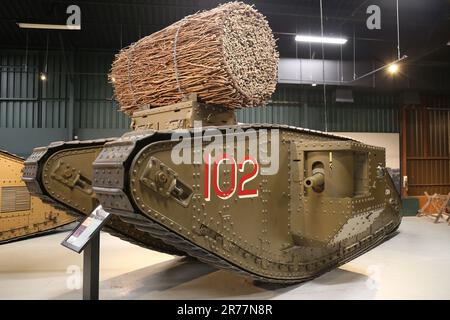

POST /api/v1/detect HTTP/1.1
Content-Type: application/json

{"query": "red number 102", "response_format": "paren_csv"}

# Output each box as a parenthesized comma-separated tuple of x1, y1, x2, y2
(204, 153, 259, 201)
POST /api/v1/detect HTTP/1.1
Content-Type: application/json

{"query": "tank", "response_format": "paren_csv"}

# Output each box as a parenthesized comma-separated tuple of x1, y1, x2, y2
(21, 1, 401, 284)
(0, 149, 75, 243)
(22, 95, 402, 283)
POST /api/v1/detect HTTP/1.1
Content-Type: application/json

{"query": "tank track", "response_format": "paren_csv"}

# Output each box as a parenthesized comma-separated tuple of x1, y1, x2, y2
(93, 125, 401, 283)
(110, 209, 399, 284)
(22, 139, 184, 256)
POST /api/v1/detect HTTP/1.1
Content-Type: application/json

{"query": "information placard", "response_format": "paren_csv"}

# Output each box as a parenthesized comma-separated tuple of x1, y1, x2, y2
(62, 205, 111, 253)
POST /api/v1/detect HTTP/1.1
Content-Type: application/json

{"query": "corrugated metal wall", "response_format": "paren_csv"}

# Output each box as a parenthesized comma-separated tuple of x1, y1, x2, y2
(405, 105, 450, 196)
(328, 92, 399, 132)
(74, 52, 129, 130)
(0, 50, 129, 132)
(1, 51, 399, 134)
(3, 48, 450, 166)
(0, 49, 131, 155)
(237, 85, 399, 132)
(0, 50, 67, 128)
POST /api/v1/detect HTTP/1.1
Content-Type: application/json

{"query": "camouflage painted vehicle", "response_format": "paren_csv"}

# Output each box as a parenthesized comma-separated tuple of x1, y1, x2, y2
(23, 96, 401, 283)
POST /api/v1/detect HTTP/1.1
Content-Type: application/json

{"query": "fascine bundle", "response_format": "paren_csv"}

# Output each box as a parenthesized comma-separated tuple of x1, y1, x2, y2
(110, 2, 279, 114)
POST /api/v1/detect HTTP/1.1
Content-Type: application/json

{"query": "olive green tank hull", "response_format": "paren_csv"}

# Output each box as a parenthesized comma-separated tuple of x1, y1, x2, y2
(22, 140, 184, 256)
(22, 123, 401, 283)
(90, 125, 401, 283)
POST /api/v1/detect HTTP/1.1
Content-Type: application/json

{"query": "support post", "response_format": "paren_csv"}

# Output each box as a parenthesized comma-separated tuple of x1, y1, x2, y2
(82, 232, 100, 300)
(401, 105, 408, 198)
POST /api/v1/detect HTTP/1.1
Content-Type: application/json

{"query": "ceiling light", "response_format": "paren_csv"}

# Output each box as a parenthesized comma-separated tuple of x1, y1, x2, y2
(387, 64, 399, 74)
(17, 23, 81, 30)
(40, 72, 47, 81)
(295, 35, 347, 45)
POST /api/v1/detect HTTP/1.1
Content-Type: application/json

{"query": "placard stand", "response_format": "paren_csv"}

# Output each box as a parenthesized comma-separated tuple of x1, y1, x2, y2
(61, 205, 111, 301)
(82, 232, 100, 300)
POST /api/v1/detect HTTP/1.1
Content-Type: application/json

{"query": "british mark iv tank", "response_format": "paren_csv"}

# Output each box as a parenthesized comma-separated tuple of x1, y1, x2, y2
(22, 2, 401, 283)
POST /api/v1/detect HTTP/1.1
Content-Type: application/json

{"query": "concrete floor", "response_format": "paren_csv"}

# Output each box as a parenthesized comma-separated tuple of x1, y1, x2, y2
(0, 216, 449, 300)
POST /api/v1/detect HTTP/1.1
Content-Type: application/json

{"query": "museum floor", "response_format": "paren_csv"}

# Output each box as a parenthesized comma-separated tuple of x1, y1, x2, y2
(0, 216, 449, 300)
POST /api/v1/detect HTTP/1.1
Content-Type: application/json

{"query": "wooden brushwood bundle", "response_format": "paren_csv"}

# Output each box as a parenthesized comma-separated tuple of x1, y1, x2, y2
(110, 1, 279, 114)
